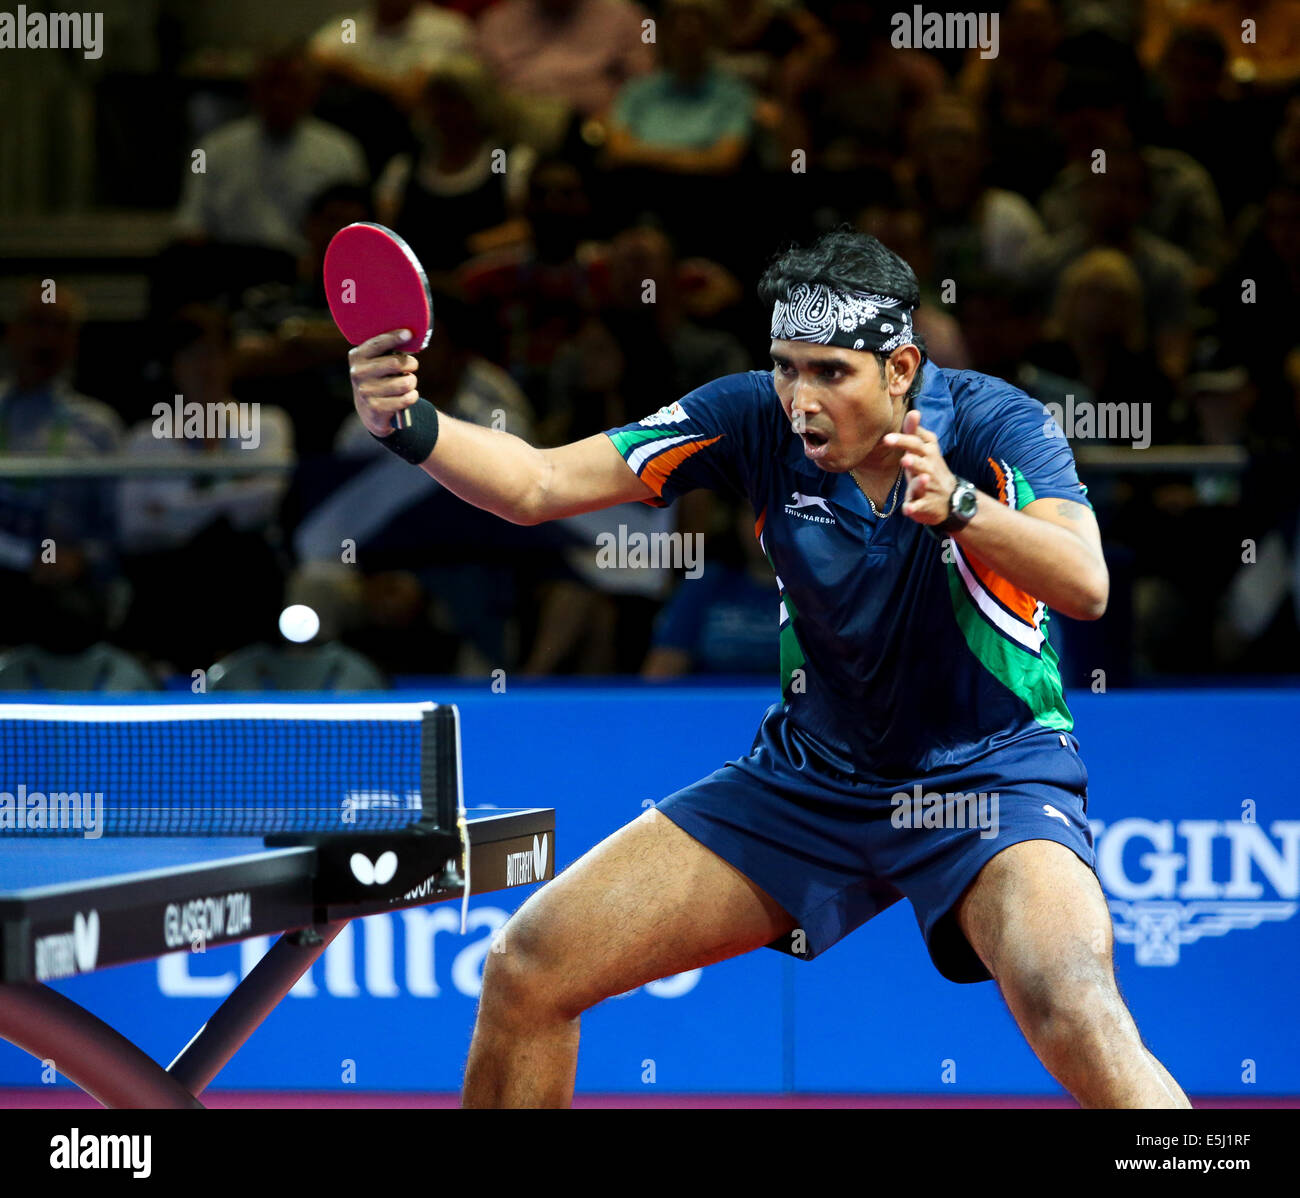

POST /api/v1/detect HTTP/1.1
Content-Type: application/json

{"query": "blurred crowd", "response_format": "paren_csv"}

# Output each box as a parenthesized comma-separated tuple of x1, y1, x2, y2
(2, 0, 1300, 688)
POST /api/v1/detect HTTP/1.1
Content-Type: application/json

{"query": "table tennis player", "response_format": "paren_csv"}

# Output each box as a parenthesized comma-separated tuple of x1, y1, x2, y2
(345, 226, 1189, 1110)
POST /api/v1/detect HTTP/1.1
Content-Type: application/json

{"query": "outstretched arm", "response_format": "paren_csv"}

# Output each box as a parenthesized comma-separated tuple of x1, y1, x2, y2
(349, 329, 653, 525)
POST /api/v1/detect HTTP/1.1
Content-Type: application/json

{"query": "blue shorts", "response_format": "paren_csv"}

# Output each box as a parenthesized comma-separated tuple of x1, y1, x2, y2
(657, 706, 1096, 983)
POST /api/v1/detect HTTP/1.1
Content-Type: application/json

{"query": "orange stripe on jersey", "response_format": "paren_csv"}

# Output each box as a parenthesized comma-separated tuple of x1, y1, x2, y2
(640, 435, 723, 497)
(988, 457, 1009, 505)
(965, 549, 1040, 625)
(754, 508, 766, 541)
(972, 458, 1037, 622)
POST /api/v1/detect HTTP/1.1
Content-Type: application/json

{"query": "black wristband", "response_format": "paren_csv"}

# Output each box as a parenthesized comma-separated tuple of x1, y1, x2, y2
(371, 398, 439, 465)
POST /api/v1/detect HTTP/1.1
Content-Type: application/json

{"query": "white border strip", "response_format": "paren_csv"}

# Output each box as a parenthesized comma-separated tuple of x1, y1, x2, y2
(0, 702, 436, 722)
(952, 548, 1044, 654)
(626, 432, 702, 475)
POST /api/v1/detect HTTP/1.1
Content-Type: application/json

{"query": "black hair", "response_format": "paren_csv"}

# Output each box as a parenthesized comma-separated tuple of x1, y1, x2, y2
(166, 304, 231, 357)
(758, 227, 928, 400)
(307, 183, 373, 221)
(1165, 24, 1227, 70)
(1056, 67, 1127, 117)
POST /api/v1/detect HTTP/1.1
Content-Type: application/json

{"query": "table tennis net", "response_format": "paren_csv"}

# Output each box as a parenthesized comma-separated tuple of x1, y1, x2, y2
(0, 702, 462, 837)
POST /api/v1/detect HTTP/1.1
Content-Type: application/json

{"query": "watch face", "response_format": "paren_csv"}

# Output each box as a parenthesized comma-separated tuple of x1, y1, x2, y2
(954, 482, 978, 518)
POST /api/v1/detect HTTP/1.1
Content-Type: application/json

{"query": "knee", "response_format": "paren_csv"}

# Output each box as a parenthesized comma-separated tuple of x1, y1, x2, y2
(1004, 950, 1127, 1054)
(478, 913, 582, 1023)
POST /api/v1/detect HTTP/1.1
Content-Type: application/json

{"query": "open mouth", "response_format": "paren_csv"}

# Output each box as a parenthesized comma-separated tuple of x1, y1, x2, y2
(800, 428, 832, 459)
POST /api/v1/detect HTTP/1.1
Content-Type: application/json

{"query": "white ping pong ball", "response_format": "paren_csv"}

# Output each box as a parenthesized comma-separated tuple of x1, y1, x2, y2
(279, 604, 321, 644)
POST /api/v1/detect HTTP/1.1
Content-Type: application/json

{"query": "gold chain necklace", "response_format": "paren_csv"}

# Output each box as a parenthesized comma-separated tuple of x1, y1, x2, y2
(852, 467, 904, 518)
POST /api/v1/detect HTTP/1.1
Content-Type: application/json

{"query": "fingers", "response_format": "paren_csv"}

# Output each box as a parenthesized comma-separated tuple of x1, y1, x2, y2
(883, 432, 928, 454)
(358, 372, 419, 400)
(349, 351, 419, 380)
(349, 328, 414, 361)
(361, 388, 420, 417)
(887, 412, 935, 449)
(902, 475, 932, 518)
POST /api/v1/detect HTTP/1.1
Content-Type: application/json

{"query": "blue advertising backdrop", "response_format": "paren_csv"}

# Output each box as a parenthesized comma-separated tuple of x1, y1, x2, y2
(1, 686, 1296, 1096)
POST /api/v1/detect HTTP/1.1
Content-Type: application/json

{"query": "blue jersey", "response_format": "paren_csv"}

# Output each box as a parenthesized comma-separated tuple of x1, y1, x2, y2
(605, 363, 1092, 783)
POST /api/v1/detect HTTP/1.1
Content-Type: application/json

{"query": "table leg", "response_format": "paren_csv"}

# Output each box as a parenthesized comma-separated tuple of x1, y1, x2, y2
(0, 982, 204, 1109)
(166, 921, 345, 1096)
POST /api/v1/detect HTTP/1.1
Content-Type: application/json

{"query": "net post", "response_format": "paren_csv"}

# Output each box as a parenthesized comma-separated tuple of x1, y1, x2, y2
(420, 704, 461, 833)
(420, 704, 465, 889)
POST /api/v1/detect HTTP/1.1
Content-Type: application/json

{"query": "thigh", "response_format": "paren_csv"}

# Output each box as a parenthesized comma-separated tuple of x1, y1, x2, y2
(501, 807, 797, 1011)
(955, 839, 1114, 984)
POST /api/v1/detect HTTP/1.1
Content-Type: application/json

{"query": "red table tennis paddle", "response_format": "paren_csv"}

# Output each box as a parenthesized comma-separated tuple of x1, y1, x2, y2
(324, 222, 434, 430)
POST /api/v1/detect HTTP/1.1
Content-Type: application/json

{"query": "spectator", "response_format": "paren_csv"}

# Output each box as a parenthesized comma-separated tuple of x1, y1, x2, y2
(903, 94, 1047, 288)
(854, 188, 971, 369)
(713, 0, 831, 152)
(1142, 25, 1265, 221)
(458, 157, 609, 409)
(231, 183, 371, 455)
(1207, 182, 1300, 418)
(0, 285, 123, 653)
(309, 0, 475, 112)
(779, 1, 945, 176)
(1027, 248, 1178, 442)
(715, 0, 829, 89)
(172, 49, 368, 259)
(604, 0, 755, 176)
(117, 307, 292, 669)
(517, 226, 749, 674)
(955, 275, 1084, 409)
(599, 0, 760, 266)
(1140, 0, 1300, 90)
(1274, 92, 1300, 190)
(545, 223, 750, 444)
(308, 0, 476, 177)
(1209, 343, 1300, 672)
(1024, 144, 1198, 381)
(957, 0, 1067, 205)
(1039, 78, 1227, 276)
(333, 289, 537, 458)
(642, 501, 778, 676)
(311, 289, 538, 673)
(476, 0, 654, 118)
(375, 55, 536, 274)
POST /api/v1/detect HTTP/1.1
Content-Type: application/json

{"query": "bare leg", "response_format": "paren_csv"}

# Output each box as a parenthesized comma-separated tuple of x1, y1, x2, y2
(956, 840, 1191, 1109)
(462, 809, 796, 1107)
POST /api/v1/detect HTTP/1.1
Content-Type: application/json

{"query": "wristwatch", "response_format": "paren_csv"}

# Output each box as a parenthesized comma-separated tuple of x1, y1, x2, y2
(929, 477, 978, 538)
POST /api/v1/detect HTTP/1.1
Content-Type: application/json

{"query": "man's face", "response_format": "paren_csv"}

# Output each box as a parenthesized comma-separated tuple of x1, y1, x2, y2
(173, 331, 229, 405)
(609, 228, 673, 307)
(770, 339, 911, 472)
(305, 198, 368, 263)
(1084, 156, 1145, 237)
(251, 59, 314, 137)
(9, 303, 80, 386)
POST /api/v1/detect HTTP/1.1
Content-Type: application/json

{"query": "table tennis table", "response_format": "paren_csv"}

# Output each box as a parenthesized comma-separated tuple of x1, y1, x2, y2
(0, 806, 554, 1108)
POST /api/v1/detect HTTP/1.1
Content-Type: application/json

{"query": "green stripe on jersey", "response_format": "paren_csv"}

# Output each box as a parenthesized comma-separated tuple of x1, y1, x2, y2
(1011, 465, 1036, 509)
(945, 564, 1073, 731)
(606, 426, 682, 456)
(779, 592, 806, 699)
